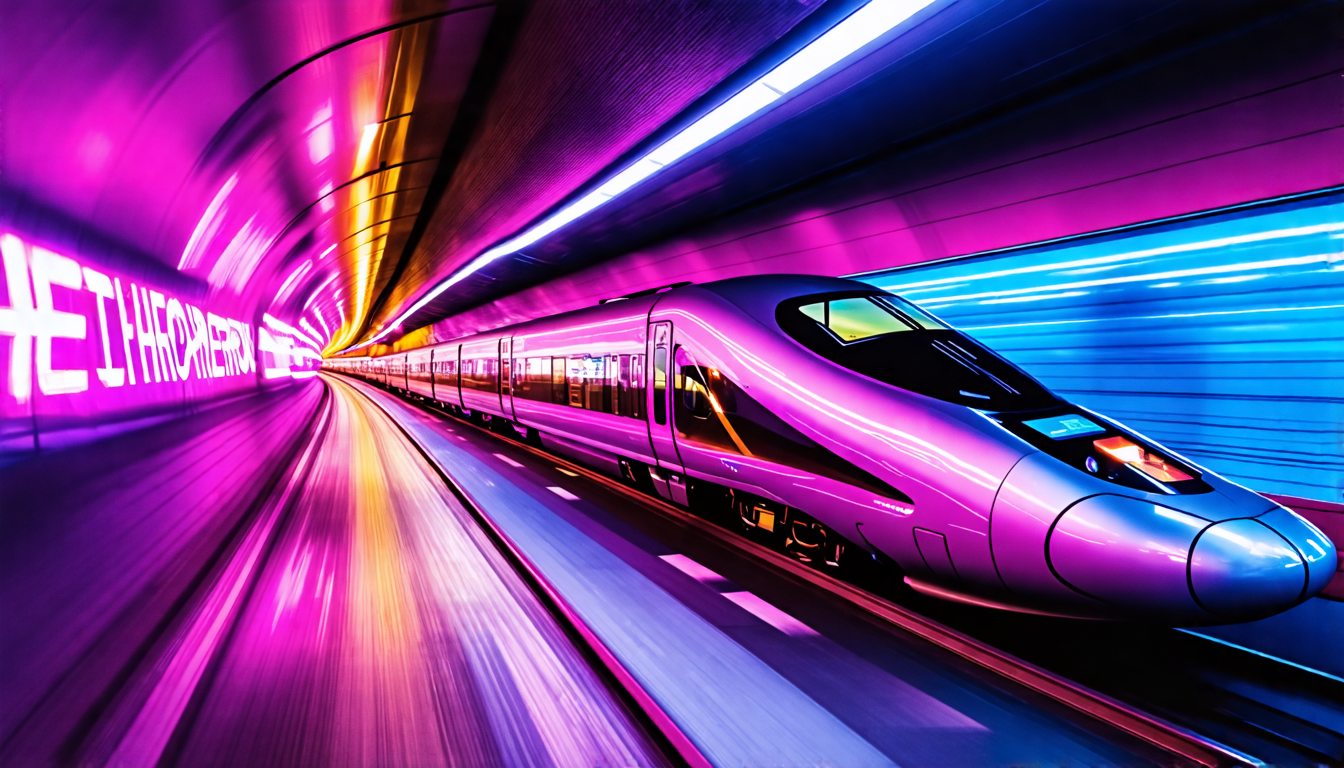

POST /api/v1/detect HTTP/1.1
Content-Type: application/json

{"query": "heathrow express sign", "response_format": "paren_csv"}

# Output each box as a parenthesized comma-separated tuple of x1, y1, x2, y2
(0, 233, 316, 414)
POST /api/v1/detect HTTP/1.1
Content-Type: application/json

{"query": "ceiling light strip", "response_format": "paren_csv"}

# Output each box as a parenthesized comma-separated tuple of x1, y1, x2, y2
(346, 0, 940, 352)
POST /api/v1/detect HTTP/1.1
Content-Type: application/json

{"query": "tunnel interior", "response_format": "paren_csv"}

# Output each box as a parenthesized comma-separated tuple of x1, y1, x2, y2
(2, 1, 1342, 767)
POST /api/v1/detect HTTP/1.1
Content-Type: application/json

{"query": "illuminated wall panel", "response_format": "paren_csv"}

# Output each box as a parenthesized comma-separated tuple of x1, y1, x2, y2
(858, 193, 1344, 502)
(0, 233, 318, 456)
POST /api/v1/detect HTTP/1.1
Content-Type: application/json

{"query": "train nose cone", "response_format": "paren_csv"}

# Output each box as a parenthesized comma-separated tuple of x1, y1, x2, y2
(1254, 506, 1338, 598)
(1048, 495, 1206, 617)
(1190, 518, 1306, 619)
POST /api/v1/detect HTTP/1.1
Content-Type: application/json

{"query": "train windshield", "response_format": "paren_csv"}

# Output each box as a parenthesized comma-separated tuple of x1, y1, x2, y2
(778, 291, 1059, 411)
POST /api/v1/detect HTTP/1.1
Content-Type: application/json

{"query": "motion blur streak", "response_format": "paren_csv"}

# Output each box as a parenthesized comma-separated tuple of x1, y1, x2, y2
(0, 378, 666, 768)
(0, 385, 325, 766)
(169, 375, 667, 768)
(861, 193, 1343, 500)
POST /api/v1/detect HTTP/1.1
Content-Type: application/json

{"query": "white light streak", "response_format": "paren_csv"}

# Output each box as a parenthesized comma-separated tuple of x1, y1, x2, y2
(274, 260, 312, 302)
(179, 174, 239, 270)
(303, 273, 339, 309)
(963, 303, 1344, 331)
(263, 313, 321, 349)
(914, 253, 1331, 305)
(300, 317, 324, 343)
(979, 290, 1088, 305)
(312, 306, 331, 338)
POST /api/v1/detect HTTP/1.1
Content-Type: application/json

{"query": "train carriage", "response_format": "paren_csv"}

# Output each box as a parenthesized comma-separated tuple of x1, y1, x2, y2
(326, 275, 1337, 624)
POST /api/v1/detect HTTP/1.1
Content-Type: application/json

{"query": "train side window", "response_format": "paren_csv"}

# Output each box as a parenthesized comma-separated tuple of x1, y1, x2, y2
(461, 357, 497, 392)
(612, 355, 625, 416)
(674, 346, 910, 501)
(484, 357, 498, 392)
(673, 346, 740, 454)
(517, 357, 552, 402)
(434, 354, 458, 389)
(615, 354, 644, 418)
(629, 354, 644, 419)
(585, 357, 606, 411)
(551, 356, 567, 404)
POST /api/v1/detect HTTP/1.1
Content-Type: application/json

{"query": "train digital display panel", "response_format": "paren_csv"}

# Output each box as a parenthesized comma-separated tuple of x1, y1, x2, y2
(1022, 414, 1106, 440)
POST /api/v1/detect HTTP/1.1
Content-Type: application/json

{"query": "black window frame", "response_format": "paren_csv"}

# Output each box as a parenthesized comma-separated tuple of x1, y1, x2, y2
(777, 290, 1059, 412)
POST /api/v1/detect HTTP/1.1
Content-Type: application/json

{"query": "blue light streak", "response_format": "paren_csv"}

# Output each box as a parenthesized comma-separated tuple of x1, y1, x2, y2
(859, 193, 1344, 501)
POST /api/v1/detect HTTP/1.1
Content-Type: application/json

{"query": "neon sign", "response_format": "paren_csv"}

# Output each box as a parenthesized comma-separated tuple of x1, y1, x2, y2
(1, 233, 257, 404)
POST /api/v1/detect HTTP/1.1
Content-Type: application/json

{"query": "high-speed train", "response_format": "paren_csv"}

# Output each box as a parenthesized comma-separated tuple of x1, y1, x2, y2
(327, 275, 1337, 624)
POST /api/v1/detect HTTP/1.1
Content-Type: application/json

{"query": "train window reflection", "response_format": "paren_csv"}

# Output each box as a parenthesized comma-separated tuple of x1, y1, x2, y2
(653, 328, 669, 425)
(673, 346, 911, 501)
(515, 353, 643, 417)
(461, 356, 497, 392)
(779, 291, 1058, 411)
(797, 295, 947, 343)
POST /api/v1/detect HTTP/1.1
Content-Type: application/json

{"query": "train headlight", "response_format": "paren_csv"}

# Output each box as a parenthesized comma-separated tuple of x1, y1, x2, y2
(1093, 435, 1192, 483)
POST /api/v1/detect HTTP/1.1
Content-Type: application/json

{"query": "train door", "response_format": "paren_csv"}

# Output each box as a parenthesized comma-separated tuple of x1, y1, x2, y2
(428, 349, 436, 401)
(452, 344, 464, 409)
(646, 321, 687, 504)
(402, 354, 410, 391)
(499, 337, 515, 420)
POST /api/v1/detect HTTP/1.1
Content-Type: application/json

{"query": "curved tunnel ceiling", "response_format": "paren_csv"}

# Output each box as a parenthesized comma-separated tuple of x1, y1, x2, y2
(2, 0, 831, 357)
(5, 0, 1298, 358)
(346, 0, 1294, 353)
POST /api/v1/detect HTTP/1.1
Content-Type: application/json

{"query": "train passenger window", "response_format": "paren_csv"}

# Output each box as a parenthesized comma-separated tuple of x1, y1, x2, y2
(586, 357, 607, 411)
(779, 290, 1059, 412)
(433, 354, 458, 389)
(607, 355, 620, 415)
(673, 346, 911, 501)
(614, 354, 645, 418)
(516, 357, 552, 402)
(566, 357, 580, 406)
(462, 357, 498, 392)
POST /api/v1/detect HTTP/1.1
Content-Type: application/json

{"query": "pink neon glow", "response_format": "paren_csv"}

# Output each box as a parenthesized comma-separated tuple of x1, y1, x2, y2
(1, 233, 261, 410)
